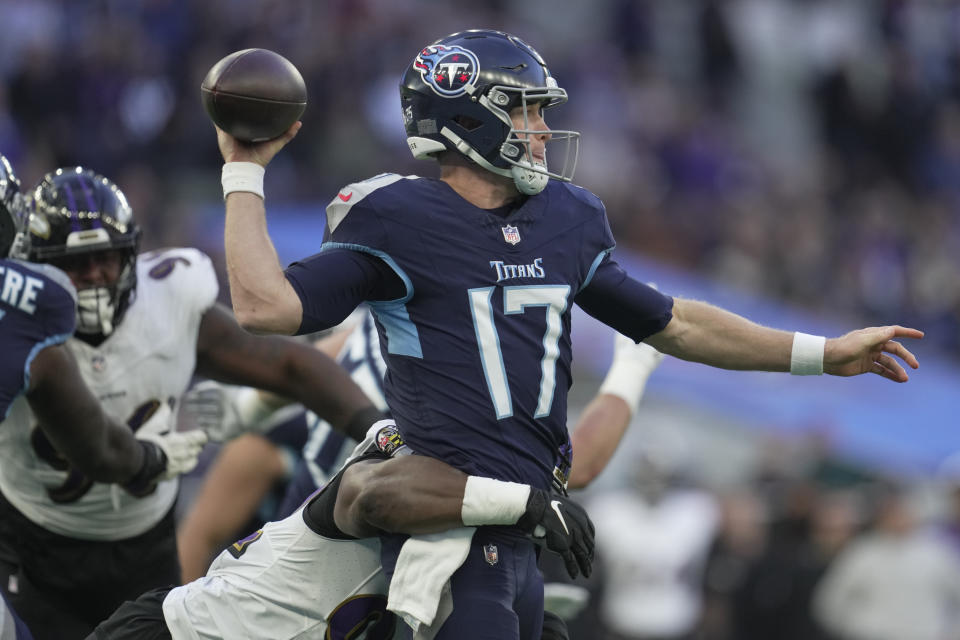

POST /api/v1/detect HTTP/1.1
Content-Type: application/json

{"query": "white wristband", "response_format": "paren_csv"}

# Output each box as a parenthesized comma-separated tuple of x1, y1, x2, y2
(222, 162, 265, 200)
(461, 476, 531, 526)
(791, 332, 826, 375)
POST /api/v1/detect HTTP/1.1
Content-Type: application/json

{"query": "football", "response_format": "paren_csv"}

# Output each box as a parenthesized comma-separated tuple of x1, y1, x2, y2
(201, 48, 307, 143)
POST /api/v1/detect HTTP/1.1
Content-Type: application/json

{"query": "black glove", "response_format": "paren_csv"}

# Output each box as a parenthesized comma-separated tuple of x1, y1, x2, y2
(540, 610, 570, 640)
(517, 488, 595, 579)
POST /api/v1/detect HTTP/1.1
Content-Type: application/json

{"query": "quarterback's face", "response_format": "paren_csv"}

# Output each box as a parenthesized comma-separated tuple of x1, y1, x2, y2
(51, 249, 124, 289)
(510, 103, 550, 166)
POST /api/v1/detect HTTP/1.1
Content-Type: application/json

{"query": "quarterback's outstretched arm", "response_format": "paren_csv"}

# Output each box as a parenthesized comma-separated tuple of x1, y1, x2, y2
(577, 260, 922, 382)
(218, 124, 304, 335)
(646, 298, 922, 382)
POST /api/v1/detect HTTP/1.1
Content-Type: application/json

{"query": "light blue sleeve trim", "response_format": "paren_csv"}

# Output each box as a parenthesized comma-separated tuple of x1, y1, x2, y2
(579, 247, 614, 293)
(320, 242, 422, 358)
(320, 242, 414, 304)
(5, 332, 73, 421)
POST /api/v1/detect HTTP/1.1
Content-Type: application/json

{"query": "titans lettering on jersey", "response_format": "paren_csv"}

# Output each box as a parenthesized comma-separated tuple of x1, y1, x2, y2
(318, 175, 614, 489)
(490, 258, 545, 282)
(0, 259, 76, 419)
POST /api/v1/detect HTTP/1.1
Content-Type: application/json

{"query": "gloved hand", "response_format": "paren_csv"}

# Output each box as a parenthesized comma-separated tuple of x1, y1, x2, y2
(139, 429, 208, 480)
(120, 402, 208, 496)
(182, 380, 277, 442)
(517, 489, 595, 579)
(135, 401, 208, 481)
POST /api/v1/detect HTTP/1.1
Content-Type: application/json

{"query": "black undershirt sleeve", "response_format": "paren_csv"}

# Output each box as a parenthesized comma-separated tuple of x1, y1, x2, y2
(284, 248, 406, 335)
(301, 451, 389, 540)
(574, 257, 674, 342)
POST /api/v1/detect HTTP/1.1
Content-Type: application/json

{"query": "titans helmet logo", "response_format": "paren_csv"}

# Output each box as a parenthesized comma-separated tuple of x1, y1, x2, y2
(413, 45, 479, 97)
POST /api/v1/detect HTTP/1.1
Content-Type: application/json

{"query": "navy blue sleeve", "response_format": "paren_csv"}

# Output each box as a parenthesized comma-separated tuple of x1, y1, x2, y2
(284, 248, 405, 335)
(574, 257, 674, 342)
(0, 260, 76, 417)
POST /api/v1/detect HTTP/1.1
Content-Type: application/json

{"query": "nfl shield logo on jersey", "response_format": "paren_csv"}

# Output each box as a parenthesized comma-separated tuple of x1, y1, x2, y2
(501, 225, 521, 245)
(483, 543, 499, 566)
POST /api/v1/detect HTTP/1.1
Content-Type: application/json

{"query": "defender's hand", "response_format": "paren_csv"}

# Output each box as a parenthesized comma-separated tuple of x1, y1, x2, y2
(138, 430, 208, 480)
(824, 325, 923, 382)
(216, 122, 301, 166)
(518, 489, 595, 579)
(134, 401, 208, 481)
(181, 381, 278, 443)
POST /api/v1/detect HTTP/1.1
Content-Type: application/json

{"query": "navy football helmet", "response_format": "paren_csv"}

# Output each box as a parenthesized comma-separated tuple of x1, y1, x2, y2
(0, 154, 28, 259)
(27, 167, 141, 338)
(400, 29, 579, 195)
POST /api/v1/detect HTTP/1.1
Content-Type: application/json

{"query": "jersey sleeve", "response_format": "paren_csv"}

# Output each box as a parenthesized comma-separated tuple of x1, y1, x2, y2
(324, 174, 406, 249)
(30, 264, 77, 340)
(138, 247, 219, 316)
(285, 248, 405, 335)
(567, 185, 616, 292)
(0, 261, 77, 415)
(575, 258, 674, 341)
(323, 175, 413, 291)
(283, 174, 415, 336)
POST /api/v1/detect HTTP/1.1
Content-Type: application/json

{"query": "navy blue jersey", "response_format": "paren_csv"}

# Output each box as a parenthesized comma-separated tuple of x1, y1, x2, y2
(289, 175, 668, 489)
(0, 259, 76, 419)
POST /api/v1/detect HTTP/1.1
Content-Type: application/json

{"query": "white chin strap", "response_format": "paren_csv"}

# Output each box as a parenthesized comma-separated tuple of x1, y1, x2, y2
(440, 127, 551, 196)
(510, 161, 549, 196)
(75, 287, 115, 336)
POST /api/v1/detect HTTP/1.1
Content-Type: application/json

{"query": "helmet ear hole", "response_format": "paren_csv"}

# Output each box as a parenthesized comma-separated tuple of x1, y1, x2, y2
(452, 115, 484, 132)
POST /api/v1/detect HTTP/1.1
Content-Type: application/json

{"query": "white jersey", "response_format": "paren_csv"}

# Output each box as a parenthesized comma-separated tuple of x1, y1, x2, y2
(162, 505, 400, 640)
(0, 248, 218, 540)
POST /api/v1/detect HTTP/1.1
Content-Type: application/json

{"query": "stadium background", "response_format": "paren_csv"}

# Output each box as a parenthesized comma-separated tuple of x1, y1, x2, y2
(2, 0, 960, 638)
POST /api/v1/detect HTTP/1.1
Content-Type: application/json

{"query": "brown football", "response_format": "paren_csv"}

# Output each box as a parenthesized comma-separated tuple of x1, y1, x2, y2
(201, 48, 307, 142)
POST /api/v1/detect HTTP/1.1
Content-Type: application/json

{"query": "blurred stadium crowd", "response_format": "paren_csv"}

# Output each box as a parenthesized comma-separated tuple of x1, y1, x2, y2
(568, 427, 960, 639)
(2, 0, 960, 354)
(2, 0, 959, 639)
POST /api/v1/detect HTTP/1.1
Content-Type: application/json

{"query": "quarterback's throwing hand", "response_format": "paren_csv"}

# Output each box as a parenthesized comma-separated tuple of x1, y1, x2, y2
(216, 122, 301, 167)
(824, 325, 924, 382)
(518, 489, 595, 579)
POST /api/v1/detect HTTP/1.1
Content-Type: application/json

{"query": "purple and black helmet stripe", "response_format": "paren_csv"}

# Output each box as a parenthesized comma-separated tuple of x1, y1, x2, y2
(77, 172, 102, 229)
(61, 182, 82, 233)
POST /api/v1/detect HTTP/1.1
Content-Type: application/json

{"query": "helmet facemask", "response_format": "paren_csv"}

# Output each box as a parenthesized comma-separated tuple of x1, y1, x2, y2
(478, 83, 579, 195)
(70, 250, 137, 337)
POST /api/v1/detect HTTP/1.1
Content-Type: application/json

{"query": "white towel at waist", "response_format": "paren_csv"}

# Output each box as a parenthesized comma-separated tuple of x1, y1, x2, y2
(387, 527, 476, 639)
